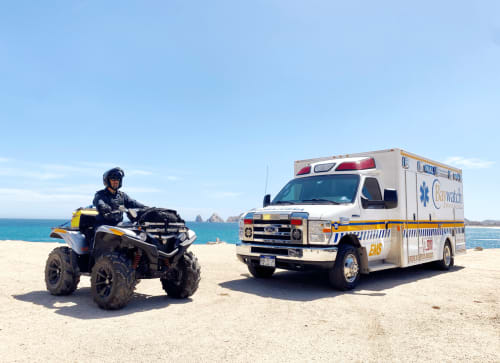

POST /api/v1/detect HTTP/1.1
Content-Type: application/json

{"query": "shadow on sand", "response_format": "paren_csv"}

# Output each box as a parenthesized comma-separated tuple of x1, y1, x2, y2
(219, 264, 465, 302)
(13, 287, 192, 319)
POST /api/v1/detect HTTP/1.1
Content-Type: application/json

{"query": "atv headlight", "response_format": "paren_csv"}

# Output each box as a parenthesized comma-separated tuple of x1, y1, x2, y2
(308, 220, 332, 244)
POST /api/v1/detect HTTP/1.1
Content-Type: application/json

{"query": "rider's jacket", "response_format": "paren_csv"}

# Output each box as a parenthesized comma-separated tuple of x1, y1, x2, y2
(93, 188, 145, 226)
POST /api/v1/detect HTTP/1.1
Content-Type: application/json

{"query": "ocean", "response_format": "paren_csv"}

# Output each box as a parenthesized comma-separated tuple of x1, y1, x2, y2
(0, 219, 499, 249)
(0, 219, 239, 244)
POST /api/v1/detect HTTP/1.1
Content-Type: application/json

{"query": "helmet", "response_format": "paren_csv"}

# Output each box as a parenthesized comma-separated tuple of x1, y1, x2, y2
(103, 167, 125, 190)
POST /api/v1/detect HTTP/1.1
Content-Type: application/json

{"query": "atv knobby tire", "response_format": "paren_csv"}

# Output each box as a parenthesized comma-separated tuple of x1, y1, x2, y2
(161, 251, 201, 299)
(91, 252, 136, 310)
(45, 246, 80, 295)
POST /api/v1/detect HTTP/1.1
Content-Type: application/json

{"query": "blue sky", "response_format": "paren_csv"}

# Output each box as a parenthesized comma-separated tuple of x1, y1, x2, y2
(0, 1, 499, 221)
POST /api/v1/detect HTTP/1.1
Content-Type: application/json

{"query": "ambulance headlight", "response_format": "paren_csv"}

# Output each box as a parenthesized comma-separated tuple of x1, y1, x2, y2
(239, 218, 244, 240)
(308, 220, 332, 244)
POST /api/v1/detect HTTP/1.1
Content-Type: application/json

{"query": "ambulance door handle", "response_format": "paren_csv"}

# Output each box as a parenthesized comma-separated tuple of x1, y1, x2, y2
(413, 213, 416, 221)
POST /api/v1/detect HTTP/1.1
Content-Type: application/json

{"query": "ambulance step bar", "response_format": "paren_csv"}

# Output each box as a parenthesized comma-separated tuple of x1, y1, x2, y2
(367, 261, 400, 273)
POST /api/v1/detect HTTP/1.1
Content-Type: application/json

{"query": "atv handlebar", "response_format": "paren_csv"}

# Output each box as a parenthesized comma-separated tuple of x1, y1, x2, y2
(118, 206, 139, 220)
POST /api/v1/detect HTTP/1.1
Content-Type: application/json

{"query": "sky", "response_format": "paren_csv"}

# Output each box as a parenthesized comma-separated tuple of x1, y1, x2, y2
(0, 1, 499, 221)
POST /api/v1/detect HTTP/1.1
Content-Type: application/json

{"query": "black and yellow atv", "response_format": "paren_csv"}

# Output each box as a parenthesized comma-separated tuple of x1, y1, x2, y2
(45, 207, 201, 310)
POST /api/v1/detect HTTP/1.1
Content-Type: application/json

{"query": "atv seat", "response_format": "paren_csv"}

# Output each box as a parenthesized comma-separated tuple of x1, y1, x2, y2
(79, 214, 97, 244)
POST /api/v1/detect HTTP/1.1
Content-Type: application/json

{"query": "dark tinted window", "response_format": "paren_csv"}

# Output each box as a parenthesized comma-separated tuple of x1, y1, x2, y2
(272, 174, 360, 204)
(362, 178, 382, 201)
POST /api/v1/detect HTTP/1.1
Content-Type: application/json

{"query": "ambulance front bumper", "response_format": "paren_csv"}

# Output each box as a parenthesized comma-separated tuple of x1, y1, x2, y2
(236, 242, 338, 269)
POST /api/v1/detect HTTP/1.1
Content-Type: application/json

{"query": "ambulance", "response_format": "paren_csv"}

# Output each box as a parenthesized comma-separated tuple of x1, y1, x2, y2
(236, 148, 465, 290)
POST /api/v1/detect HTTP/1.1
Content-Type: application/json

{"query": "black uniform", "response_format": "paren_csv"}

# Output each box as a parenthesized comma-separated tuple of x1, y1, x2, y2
(93, 188, 145, 226)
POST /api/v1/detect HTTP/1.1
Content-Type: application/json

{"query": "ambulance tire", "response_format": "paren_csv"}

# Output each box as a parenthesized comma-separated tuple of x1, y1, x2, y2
(436, 242, 454, 270)
(329, 244, 360, 290)
(248, 263, 275, 278)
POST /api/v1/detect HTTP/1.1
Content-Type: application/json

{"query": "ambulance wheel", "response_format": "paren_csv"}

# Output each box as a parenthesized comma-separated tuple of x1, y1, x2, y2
(329, 244, 360, 290)
(248, 263, 275, 278)
(436, 242, 454, 270)
(91, 252, 136, 310)
(45, 247, 80, 295)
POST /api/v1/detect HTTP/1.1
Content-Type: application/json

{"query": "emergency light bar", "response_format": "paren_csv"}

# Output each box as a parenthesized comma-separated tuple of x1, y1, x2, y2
(336, 158, 375, 171)
(297, 166, 311, 175)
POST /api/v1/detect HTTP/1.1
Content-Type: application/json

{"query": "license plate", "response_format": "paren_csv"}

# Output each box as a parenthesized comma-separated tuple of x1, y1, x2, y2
(260, 255, 276, 267)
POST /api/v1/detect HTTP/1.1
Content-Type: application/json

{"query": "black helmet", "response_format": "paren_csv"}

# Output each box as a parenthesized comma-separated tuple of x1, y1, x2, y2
(103, 167, 125, 190)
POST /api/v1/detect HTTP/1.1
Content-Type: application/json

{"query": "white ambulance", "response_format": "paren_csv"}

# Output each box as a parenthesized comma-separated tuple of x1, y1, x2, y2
(236, 148, 465, 290)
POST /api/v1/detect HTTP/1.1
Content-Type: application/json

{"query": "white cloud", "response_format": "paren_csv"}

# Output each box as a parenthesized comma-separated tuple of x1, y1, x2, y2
(0, 157, 9, 162)
(445, 157, 495, 169)
(40, 164, 96, 175)
(208, 191, 242, 199)
(166, 176, 181, 181)
(79, 161, 117, 169)
(0, 188, 89, 202)
(128, 169, 153, 176)
(123, 187, 162, 193)
(45, 184, 99, 194)
(0, 167, 64, 180)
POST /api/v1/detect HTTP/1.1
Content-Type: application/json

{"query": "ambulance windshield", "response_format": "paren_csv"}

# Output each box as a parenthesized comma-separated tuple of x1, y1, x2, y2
(272, 174, 360, 205)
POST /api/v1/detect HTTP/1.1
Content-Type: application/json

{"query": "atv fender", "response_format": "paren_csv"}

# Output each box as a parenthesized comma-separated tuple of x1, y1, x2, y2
(94, 231, 159, 271)
(167, 230, 197, 266)
(50, 228, 89, 255)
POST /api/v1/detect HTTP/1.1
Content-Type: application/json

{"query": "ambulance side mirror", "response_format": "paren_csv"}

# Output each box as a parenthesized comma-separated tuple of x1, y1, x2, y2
(384, 189, 398, 209)
(263, 194, 271, 207)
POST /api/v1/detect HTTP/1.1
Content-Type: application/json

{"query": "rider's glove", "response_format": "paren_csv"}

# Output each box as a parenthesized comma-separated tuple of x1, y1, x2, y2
(101, 205, 112, 217)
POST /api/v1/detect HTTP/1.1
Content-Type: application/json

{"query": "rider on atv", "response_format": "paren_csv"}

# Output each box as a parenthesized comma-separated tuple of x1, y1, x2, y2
(93, 167, 146, 227)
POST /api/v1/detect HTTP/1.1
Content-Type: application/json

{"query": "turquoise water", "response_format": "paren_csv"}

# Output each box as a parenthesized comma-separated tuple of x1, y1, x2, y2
(0, 219, 499, 248)
(0, 219, 239, 244)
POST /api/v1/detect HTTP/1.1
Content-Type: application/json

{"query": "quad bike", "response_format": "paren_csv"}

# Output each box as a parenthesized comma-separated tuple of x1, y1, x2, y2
(45, 206, 201, 310)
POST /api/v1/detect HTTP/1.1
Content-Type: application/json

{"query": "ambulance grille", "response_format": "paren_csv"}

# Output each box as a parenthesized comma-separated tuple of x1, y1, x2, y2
(251, 219, 300, 244)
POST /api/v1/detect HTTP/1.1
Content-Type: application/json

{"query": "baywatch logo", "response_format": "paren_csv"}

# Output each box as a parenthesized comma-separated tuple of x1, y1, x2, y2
(431, 179, 463, 209)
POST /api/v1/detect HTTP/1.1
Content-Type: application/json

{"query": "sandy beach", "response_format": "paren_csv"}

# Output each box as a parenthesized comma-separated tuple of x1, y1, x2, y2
(0, 241, 499, 362)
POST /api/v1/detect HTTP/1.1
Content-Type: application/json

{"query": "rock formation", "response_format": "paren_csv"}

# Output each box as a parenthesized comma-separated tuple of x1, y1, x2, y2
(226, 214, 243, 223)
(207, 213, 224, 223)
(195, 215, 203, 223)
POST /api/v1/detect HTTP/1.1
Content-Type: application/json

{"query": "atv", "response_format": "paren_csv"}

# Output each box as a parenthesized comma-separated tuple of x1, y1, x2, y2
(45, 206, 201, 310)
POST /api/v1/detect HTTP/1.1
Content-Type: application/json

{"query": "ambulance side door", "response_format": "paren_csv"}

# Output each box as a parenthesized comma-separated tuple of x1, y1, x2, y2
(405, 170, 420, 264)
(416, 173, 436, 261)
(360, 176, 391, 261)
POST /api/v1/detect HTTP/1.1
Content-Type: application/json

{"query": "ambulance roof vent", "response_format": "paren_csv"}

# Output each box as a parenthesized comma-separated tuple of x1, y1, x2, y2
(314, 163, 336, 173)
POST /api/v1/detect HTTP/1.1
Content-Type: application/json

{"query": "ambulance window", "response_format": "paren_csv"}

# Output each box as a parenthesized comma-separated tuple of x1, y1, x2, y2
(362, 178, 382, 201)
(277, 183, 303, 202)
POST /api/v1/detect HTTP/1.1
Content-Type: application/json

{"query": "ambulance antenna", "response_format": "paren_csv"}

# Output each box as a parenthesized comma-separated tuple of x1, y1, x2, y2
(264, 165, 269, 195)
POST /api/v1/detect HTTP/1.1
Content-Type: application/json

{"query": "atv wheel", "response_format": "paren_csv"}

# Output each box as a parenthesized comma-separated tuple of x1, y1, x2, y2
(248, 263, 275, 278)
(45, 247, 80, 295)
(91, 252, 136, 310)
(161, 251, 201, 299)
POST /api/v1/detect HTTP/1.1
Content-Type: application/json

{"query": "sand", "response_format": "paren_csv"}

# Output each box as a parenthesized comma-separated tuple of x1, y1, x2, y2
(0, 241, 499, 362)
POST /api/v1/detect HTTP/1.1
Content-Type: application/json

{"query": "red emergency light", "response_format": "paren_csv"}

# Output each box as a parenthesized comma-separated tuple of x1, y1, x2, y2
(244, 219, 253, 224)
(297, 166, 311, 175)
(336, 158, 376, 171)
